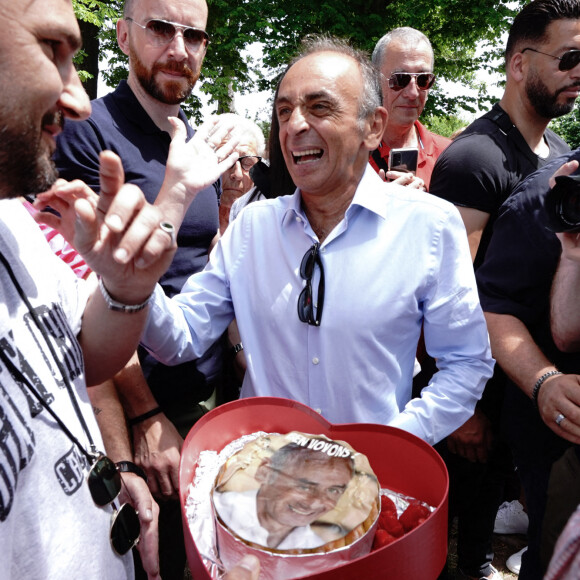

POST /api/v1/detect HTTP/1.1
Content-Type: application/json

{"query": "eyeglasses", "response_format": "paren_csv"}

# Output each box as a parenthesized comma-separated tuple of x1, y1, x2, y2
(88, 454, 141, 555)
(298, 243, 325, 326)
(237, 155, 262, 171)
(126, 17, 209, 52)
(387, 72, 436, 91)
(267, 466, 347, 501)
(521, 47, 580, 71)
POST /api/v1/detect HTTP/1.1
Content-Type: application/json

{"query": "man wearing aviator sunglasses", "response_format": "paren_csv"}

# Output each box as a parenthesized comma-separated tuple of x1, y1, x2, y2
(54, 0, 231, 578)
(369, 27, 451, 191)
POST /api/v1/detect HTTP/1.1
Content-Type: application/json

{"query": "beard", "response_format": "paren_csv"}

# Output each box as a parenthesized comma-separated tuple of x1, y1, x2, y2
(0, 110, 61, 200)
(526, 68, 578, 119)
(130, 45, 199, 105)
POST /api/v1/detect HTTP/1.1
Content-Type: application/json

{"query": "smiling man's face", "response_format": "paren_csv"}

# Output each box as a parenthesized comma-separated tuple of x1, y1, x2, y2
(0, 0, 91, 198)
(275, 51, 375, 201)
(256, 455, 352, 532)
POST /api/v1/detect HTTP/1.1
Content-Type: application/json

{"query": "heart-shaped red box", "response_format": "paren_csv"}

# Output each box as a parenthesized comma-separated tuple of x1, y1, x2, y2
(179, 397, 448, 579)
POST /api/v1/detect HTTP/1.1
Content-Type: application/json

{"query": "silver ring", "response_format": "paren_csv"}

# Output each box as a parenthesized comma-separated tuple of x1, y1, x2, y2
(159, 221, 176, 245)
(556, 413, 566, 427)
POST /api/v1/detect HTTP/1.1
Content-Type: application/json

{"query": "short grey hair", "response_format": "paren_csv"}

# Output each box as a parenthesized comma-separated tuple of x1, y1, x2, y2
(284, 34, 382, 124)
(123, 0, 134, 17)
(218, 113, 265, 157)
(268, 442, 355, 479)
(372, 27, 434, 71)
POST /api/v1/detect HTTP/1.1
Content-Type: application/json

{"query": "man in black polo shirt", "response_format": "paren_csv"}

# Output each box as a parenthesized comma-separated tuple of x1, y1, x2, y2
(54, 0, 222, 578)
(429, 1, 580, 579)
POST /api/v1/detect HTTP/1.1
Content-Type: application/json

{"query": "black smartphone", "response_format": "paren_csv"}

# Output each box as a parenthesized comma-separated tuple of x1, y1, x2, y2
(388, 147, 419, 175)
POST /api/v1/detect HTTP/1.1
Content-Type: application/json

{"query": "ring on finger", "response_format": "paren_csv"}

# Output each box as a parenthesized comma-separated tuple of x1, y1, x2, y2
(555, 412, 566, 427)
(159, 221, 176, 245)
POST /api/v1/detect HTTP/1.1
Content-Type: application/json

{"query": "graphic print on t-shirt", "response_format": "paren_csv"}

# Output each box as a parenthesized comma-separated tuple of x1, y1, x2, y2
(0, 301, 85, 521)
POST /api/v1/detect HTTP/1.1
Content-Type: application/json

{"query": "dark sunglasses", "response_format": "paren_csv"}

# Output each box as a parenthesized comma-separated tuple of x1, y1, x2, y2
(298, 243, 325, 326)
(388, 72, 436, 91)
(88, 455, 141, 555)
(237, 155, 262, 171)
(521, 47, 580, 72)
(126, 17, 209, 52)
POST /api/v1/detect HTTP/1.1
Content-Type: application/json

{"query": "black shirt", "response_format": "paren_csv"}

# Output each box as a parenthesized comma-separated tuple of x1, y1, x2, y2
(430, 103, 569, 268)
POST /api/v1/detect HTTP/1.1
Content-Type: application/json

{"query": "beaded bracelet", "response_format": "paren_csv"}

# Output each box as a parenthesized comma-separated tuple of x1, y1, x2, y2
(532, 370, 562, 408)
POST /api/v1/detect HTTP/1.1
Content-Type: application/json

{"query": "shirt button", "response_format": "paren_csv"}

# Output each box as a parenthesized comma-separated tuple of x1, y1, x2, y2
(315, 408, 322, 414)
(296, 216, 303, 223)
(312, 357, 319, 365)
(320, 247, 326, 253)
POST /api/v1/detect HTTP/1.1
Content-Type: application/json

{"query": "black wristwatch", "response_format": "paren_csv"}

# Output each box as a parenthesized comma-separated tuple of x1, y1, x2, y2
(116, 461, 148, 483)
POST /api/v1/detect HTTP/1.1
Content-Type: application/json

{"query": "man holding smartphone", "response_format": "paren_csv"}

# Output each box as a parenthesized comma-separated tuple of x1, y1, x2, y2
(370, 27, 451, 191)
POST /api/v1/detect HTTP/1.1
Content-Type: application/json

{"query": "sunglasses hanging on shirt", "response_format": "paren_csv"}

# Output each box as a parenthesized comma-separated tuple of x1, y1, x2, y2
(0, 253, 140, 555)
(297, 242, 325, 326)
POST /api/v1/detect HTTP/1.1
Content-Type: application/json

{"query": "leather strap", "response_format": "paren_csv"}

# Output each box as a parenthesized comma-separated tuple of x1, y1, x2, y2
(116, 461, 148, 483)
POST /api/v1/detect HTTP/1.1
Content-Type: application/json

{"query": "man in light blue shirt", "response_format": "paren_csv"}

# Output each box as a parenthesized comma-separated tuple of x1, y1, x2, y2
(142, 36, 494, 446)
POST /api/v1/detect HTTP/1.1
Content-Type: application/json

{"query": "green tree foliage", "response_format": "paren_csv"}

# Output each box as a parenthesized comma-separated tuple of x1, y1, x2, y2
(72, 0, 121, 98)
(550, 106, 580, 150)
(423, 114, 468, 139)
(73, 0, 527, 122)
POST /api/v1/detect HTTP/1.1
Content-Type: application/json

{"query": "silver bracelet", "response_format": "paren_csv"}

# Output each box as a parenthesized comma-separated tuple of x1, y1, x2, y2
(98, 278, 151, 314)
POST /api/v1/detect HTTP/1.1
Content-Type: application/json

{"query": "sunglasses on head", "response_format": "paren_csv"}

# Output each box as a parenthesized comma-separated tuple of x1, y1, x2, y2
(126, 17, 209, 52)
(298, 243, 325, 326)
(521, 47, 580, 72)
(88, 454, 141, 555)
(388, 72, 436, 91)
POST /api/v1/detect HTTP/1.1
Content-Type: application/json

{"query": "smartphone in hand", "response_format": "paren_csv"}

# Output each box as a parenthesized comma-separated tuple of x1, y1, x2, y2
(389, 148, 419, 175)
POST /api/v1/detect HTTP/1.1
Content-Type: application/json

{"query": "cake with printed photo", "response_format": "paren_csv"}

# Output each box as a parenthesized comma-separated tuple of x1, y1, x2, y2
(212, 431, 380, 555)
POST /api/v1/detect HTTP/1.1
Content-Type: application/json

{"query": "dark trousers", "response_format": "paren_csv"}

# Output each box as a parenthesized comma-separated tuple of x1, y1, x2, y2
(540, 446, 580, 571)
(501, 383, 569, 580)
(436, 437, 513, 578)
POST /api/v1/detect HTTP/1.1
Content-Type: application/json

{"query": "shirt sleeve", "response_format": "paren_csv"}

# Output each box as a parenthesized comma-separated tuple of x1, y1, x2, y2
(54, 117, 104, 193)
(141, 235, 236, 364)
(430, 130, 511, 214)
(388, 206, 495, 444)
(476, 197, 561, 327)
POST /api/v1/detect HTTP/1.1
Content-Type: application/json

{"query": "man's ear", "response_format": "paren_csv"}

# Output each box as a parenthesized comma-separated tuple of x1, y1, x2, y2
(117, 18, 130, 56)
(363, 106, 388, 151)
(508, 51, 526, 83)
(255, 459, 271, 484)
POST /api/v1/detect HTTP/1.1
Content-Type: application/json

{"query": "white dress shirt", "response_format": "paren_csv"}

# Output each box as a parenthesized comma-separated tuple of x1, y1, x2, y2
(143, 166, 494, 445)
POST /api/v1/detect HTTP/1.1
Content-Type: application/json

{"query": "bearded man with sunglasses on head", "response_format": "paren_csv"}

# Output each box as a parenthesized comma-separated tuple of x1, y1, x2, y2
(54, 0, 230, 578)
(369, 27, 451, 192)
